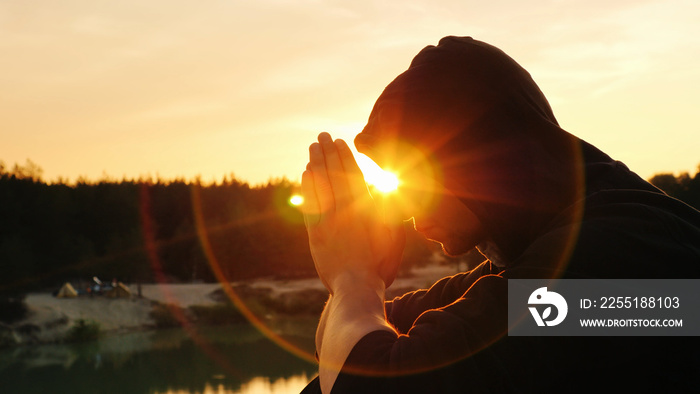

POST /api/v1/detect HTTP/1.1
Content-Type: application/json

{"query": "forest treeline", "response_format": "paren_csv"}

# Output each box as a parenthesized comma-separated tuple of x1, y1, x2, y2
(1, 160, 699, 297)
(0, 160, 435, 297)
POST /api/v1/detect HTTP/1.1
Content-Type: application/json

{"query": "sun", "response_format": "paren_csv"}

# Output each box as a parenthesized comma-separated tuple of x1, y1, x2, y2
(355, 153, 400, 193)
(369, 169, 400, 193)
(289, 194, 304, 206)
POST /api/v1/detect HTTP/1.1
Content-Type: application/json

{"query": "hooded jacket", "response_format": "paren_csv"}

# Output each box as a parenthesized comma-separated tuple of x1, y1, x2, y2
(303, 36, 700, 393)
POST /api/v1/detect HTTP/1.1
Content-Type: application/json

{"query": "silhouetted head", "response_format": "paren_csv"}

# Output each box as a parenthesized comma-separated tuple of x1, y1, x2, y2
(355, 36, 585, 264)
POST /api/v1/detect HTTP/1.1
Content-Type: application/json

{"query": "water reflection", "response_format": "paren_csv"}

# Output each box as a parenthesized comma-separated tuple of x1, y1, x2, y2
(0, 324, 317, 394)
(159, 374, 311, 394)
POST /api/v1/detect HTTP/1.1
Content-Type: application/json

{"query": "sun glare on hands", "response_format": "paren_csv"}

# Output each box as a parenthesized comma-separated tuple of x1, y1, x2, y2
(355, 153, 400, 193)
(290, 153, 398, 211)
(370, 170, 400, 193)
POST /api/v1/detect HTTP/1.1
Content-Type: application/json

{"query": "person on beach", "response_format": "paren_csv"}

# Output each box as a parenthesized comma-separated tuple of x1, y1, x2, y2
(300, 36, 700, 393)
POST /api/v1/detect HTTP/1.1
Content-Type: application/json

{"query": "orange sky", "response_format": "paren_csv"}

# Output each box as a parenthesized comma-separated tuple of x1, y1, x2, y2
(2, 0, 699, 185)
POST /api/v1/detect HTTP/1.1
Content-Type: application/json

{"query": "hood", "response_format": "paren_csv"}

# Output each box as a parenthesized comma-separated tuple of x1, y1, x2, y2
(355, 36, 654, 263)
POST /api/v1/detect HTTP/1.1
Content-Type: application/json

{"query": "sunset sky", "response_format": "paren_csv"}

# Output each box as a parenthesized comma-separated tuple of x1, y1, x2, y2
(2, 0, 699, 185)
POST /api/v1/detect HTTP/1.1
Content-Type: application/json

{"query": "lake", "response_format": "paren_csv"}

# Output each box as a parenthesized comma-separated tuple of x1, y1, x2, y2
(0, 324, 318, 394)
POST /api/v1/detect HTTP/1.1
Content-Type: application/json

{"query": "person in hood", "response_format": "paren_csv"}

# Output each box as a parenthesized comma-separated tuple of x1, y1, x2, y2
(299, 36, 700, 394)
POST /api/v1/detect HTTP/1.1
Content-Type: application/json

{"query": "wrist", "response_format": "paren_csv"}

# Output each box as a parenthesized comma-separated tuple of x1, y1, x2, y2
(330, 269, 386, 299)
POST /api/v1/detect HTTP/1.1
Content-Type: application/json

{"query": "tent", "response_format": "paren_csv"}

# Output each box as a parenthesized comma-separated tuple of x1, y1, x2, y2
(56, 282, 78, 298)
(105, 282, 132, 298)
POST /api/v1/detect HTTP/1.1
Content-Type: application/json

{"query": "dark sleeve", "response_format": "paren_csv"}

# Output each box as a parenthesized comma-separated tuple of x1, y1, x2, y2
(385, 261, 496, 333)
(333, 274, 509, 394)
(505, 190, 700, 280)
(300, 376, 321, 394)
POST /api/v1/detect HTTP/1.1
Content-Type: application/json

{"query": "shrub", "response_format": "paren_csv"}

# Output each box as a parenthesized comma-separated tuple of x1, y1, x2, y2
(65, 319, 100, 343)
(188, 303, 247, 325)
(0, 327, 19, 348)
(149, 303, 186, 328)
(0, 295, 28, 324)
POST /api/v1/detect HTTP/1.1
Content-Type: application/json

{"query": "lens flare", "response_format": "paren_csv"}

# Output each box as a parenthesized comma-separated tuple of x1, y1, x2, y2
(355, 153, 400, 193)
(289, 194, 304, 206)
(354, 147, 444, 222)
(373, 171, 400, 193)
(189, 184, 317, 366)
(139, 183, 246, 381)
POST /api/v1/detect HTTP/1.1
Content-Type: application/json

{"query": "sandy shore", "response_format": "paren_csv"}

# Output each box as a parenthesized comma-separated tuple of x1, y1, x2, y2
(18, 294, 154, 342)
(8, 264, 457, 346)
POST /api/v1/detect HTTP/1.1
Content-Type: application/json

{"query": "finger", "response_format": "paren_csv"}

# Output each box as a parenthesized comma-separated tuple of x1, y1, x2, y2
(335, 139, 371, 203)
(318, 133, 352, 207)
(309, 142, 335, 214)
(301, 169, 321, 226)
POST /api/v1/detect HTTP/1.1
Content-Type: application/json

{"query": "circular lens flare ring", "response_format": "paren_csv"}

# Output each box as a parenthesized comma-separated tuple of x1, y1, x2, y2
(189, 184, 318, 365)
(139, 183, 247, 381)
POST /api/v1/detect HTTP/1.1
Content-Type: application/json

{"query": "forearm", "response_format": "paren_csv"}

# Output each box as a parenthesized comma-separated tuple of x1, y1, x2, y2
(317, 272, 396, 394)
(316, 295, 331, 355)
(301, 133, 404, 392)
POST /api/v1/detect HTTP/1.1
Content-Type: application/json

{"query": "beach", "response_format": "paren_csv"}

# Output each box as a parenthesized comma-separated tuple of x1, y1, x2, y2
(6, 264, 457, 346)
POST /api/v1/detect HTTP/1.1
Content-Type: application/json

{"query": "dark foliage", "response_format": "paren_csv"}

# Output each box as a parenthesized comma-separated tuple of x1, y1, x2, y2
(0, 295, 28, 324)
(0, 160, 438, 296)
(188, 303, 248, 325)
(0, 161, 315, 295)
(149, 303, 188, 329)
(65, 319, 101, 343)
(649, 164, 700, 210)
